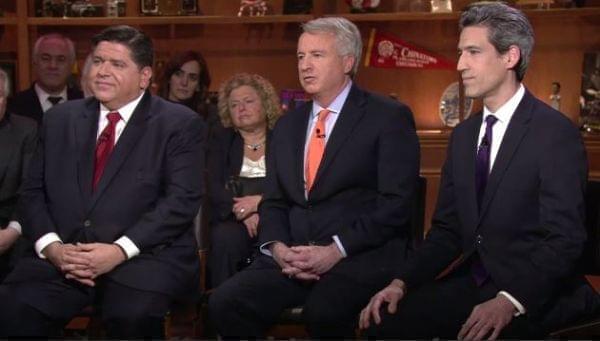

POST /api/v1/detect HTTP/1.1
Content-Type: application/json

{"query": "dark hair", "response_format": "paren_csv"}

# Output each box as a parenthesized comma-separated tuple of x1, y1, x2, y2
(459, 2, 534, 81)
(91, 25, 153, 68)
(157, 50, 211, 117)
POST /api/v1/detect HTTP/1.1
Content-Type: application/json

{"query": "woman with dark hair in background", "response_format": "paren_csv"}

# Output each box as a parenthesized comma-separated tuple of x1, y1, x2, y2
(157, 50, 221, 135)
(207, 73, 282, 288)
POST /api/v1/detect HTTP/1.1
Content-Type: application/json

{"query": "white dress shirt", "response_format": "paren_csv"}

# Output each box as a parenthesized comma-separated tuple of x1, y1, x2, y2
(34, 83, 67, 113)
(34, 92, 145, 260)
(476, 83, 527, 316)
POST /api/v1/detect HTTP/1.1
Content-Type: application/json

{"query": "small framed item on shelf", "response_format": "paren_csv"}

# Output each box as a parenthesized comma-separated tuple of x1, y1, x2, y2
(238, 0, 269, 17)
(283, 0, 312, 14)
(346, 0, 381, 13)
(140, 0, 198, 16)
(430, 0, 452, 13)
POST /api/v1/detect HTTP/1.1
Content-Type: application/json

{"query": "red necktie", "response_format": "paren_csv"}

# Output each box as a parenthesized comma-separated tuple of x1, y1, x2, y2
(93, 112, 121, 190)
(305, 109, 330, 191)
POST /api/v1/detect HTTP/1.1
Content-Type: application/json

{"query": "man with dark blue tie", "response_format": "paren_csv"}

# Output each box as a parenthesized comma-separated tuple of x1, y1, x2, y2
(360, 2, 599, 339)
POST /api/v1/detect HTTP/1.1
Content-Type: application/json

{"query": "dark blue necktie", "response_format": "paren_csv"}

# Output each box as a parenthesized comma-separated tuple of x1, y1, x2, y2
(475, 115, 498, 210)
(472, 114, 498, 286)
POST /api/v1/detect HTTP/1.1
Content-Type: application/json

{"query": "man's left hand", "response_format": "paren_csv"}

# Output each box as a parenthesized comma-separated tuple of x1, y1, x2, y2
(287, 243, 343, 276)
(458, 295, 516, 341)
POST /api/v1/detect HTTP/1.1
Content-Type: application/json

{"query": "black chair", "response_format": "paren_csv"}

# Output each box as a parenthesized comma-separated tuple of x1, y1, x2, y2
(266, 176, 428, 338)
(549, 180, 600, 338)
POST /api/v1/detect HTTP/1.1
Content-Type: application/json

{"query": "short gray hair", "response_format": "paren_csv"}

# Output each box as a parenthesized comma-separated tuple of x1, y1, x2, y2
(33, 33, 76, 62)
(302, 17, 362, 78)
(459, 2, 534, 81)
(0, 68, 11, 97)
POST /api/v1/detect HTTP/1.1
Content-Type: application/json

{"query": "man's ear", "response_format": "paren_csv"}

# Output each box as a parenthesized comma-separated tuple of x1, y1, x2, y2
(504, 45, 521, 70)
(139, 66, 153, 89)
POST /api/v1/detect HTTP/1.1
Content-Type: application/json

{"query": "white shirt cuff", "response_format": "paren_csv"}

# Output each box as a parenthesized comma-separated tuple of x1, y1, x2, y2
(114, 236, 140, 259)
(35, 232, 62, 259)
(259, 241, 276, 257)
(332, 235, 347, 258)
(498, 291, 526, 316)
(7, 221, 22, 235)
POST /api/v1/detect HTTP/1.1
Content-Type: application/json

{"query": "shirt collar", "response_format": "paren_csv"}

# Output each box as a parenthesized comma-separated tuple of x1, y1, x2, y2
(34, 83, 67, 102)
(483, 83, 525, 124)
(99, 92, 145, 123)
(311, 80, 353, 118)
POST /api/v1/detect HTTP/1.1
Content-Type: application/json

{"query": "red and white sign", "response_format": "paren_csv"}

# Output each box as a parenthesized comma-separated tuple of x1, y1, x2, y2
(365, 29, 455, 70)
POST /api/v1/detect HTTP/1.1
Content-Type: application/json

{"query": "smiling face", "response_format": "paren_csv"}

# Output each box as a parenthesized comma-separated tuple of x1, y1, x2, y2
(457, 25, 520, 110)
(297, 31, 353, 107)
(168, 60, 201, 102)
(89, 41, 152, 110)
(33, 37, 73, 94)
(228, 85, 266, 132)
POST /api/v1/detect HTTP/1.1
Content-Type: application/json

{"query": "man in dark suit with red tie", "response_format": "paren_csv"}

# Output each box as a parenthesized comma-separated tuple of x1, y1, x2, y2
(8, 33, 83, 125)
(359, 2, 600, 339)
(209, 17, 420, 338)
(0, 25, 205, 338)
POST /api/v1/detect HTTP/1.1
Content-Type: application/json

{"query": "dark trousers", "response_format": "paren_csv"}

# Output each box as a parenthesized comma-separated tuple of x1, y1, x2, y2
(0, 276, 171, 338)
(365, 265, 545, 339)
(209, 254, 391, 339)
(209, 219, 255, 288)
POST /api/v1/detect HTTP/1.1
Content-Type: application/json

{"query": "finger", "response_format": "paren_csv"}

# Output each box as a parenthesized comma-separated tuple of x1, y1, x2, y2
(472, 321, 493, 341)
(76, 243, 98, 251)
(295, 272, 319, 281)
(387, 292, 400, 314)
(359, 306, 371, 329)
(290, 246, 312, 252)
(464, 318, 486, 341)
(489, 325, 501, 341)
(65, 268, 95, 279)
(61, 263, 90, 272)
(281, 266, 303, 276)
(63, 253, 91, 266)
(372, 296, 384, 324)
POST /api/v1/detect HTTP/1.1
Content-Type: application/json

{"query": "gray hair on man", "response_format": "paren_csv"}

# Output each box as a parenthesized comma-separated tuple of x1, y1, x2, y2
(301, 17, 363, 78)
(459, 1, 534, 81)
(32, 33, 76, 62)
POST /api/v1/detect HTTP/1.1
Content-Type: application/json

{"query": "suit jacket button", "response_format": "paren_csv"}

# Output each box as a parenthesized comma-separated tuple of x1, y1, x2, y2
(476, 235, 482, 244)
(83, 220, 91, 227)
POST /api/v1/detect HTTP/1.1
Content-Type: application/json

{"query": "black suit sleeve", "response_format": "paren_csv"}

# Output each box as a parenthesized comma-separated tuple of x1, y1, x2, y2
(124, 115, 206, 250)
(336, 104, 421, 256)
(506, 121, 587, 316)
(258, 125, 293, 246)
(396, 130, 464, 288)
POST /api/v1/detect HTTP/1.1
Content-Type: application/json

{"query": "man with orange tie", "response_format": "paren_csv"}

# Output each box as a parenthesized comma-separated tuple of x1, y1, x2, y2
(209, 17, 420, 338)
(0, 25, 205, 338)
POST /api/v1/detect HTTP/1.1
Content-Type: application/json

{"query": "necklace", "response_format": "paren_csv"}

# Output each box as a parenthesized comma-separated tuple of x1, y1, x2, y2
(245, 141, 265, 151)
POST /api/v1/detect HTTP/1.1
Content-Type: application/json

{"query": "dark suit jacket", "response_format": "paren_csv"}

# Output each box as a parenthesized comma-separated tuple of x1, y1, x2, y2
(0, 113, 37, 279)
(0, 113, 37, 225)
(7, 83, 83, 125)
(7, 92, 205, 299)
(259, 85, 420, 280)
(398, 90, 599, 330)
(206, 128, 272, 223)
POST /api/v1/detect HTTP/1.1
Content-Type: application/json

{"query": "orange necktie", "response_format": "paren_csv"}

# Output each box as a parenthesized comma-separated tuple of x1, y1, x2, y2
(305, 109, 330, 191)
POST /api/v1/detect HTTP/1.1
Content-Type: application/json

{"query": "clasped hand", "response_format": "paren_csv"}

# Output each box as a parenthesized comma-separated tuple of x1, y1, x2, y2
(271, 242, 343, 281)
(43, 242, 126, 287)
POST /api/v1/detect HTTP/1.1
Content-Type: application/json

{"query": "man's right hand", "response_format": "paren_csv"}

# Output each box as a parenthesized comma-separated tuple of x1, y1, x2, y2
(42, 242, 95, 286)
(0, 228, 20, 255)
(270, 242, 319, 281)
(359, 279, 407, 329)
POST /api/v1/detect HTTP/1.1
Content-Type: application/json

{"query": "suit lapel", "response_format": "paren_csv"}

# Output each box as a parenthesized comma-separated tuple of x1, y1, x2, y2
(478, 91, 533, 222)
(311, 85, 366, 194)
(295, 104, 311, 196)
(75, 98, 100, 208)
(457, 114, 483, 229)
(89, 92, 151, 210)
